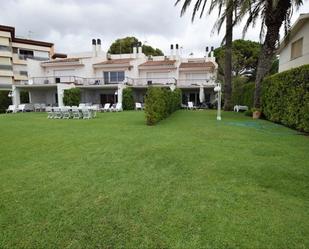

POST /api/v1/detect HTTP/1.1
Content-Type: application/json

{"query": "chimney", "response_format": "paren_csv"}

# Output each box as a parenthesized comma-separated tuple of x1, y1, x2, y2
(132, 44, 137, 58)
(175, 44, 179, 58)
(92, 39, 97, 57)
(211, 46, 214, 58)
(170, 44, 174, 59)
(137, 42, 142, 56)
(96, 39, 101, 54)
(205, 46, 209, 61)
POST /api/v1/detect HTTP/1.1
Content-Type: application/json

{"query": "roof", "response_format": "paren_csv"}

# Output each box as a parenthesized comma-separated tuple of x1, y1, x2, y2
(42, 58, 80, 64)
(0, 25, 54, 48)
(179, 61, 215, 70)
(93, 58, 133, 66)
(139, 60, 176, 67)
(278, 13, 309, 53)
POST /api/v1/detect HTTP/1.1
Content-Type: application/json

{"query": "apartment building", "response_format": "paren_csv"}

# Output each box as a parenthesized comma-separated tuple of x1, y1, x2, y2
(0, 25, 54, 91)
(12, 39, 218, 107)
(278, 13, 309, 72)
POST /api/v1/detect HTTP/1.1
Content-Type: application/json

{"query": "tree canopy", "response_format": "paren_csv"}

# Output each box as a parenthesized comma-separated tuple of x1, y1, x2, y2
(214, 39, 261, 79)
(108, 37, 164, 56)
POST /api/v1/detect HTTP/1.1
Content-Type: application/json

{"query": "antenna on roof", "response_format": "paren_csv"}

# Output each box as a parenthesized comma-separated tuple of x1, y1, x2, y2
(28, 30, 34, 39)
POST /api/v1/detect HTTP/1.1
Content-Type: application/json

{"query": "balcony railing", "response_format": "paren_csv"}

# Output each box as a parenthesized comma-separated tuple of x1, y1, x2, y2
(13, 70, 28, 77)
(177, 79, 216, 87)
(0, 64, 13, 70)
(0, 45, 12, 52)
(127, 77, 177, 86)
(18, 54, 49, 61)
(20, 76, 126, 85)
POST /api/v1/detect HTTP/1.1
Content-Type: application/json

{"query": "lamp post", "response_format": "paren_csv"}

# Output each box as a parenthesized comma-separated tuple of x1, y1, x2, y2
(214, 83, 222, 121)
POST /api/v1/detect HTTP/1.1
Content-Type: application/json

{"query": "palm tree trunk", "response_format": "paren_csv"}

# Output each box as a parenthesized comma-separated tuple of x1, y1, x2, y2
(254, 31, 278, 108)
(254, 0, 292, 108)
(224, 1, 233, 111)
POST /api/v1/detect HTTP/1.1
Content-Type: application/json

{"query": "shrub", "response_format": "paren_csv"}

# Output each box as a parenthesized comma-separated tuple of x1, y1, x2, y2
(232, 77, 254, 108)
(262, 64, 309, 132)
(63, 88, 81, 106)
(122, 88, 135, 110)
(145, 87, 182, 125)
(244, 109, 253, 117)
(0, 91, 12, 113)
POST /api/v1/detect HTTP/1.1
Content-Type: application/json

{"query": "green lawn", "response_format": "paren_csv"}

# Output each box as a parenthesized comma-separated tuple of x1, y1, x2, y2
(0, 111, 308, 249)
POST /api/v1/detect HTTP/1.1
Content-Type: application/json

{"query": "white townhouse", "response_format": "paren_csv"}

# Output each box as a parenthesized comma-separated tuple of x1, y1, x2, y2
(11, 39, 218, 107)
(278, 13, 309, 72)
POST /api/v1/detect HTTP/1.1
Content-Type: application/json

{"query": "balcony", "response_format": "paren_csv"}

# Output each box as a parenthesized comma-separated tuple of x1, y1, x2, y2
(127, 77, 176, 87)
(0, 64, 13, 71)
(177, 79, 216, 87)
(0, 45, 12, 57)
(20, 76, 126, 86)
(18, 54, 49, 61)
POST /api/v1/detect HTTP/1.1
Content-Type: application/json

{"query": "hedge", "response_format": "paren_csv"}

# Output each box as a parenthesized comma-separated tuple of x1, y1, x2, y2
(63, 88, 81, 106)
(262, 64, 309, 132)
(231, 77, 254, 108)
(145, 87, 182, 125)
(0, 91, 12, 113)
(122, 88, 135, 110)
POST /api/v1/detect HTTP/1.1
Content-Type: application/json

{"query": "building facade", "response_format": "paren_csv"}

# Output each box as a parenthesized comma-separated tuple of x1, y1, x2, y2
(278, 13, 309, 72)
(0, 25, 54, 91)
(9, 38, 218, 107)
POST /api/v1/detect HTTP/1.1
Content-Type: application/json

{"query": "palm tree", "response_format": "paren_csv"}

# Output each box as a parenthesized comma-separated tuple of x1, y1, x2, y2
(237, 0, 303, 108)
(175, 0, 238, 111)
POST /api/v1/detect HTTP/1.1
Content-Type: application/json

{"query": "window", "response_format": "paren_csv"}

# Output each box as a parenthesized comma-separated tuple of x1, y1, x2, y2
(19, 49, 34, 60)
(291, 38, 303, 60)
(103, 71, 125, 83)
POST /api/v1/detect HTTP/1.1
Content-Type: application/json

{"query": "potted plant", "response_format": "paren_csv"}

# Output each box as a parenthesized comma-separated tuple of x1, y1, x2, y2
(252, 108, 262, 119)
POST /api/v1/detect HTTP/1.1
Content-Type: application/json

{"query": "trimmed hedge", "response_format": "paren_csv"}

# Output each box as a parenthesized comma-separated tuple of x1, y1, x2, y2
(145, 87, 182, 125)
(63, 88, 81, 106)
(262, 64, 309, 132)
(122, 88, 135, 110)
(0, 91, 12, 113)
(232, 77, 255, 108)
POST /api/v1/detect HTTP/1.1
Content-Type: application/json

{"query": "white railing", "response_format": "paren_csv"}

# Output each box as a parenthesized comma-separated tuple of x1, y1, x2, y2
(127, 77, 176, 86)
(20, 76, 126, 86)
(177, 79, 216, 87)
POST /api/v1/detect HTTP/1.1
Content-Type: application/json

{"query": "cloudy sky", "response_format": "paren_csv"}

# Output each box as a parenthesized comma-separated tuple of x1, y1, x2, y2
(0, 0, 308, 56)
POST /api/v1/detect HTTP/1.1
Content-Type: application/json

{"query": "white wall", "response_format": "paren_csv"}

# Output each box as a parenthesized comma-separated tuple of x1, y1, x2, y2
(279, 21, 309, 72)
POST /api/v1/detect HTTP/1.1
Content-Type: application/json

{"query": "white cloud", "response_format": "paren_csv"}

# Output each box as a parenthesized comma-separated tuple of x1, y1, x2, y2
(0, 0, 308, 56)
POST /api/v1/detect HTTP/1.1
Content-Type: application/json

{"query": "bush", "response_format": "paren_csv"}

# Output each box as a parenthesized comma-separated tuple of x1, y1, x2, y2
(262, 64, 309, 132)
(0, 91, 12, 113)
(244, 109, 253, 117)
(232, 77, 255, 108)
(63, 88, 81, 106)
(122, 88, 135, 110)
(145, 87, 181, 125)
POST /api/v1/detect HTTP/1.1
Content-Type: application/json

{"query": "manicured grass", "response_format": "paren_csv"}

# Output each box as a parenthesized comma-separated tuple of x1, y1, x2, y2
(0, 111, 308, 249)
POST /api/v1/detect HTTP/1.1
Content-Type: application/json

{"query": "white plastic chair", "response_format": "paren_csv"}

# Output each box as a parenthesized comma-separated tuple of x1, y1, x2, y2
(111, 103, 123, 112)
(53, 107, 62, 119)
(46, 107, 53, 119)
(61, 107, 71, 119)
(72, 106, 81, 119)
(187, 102, 196, 110)
(82, 108, 91, 119)
(34, 103, 41, 112)
(102, 103, 111, 112)
(135, 102, 142, 110)
(17, 104, 26, 112)
(40, 103, 46, 112)
(6, 105, 16, 113)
